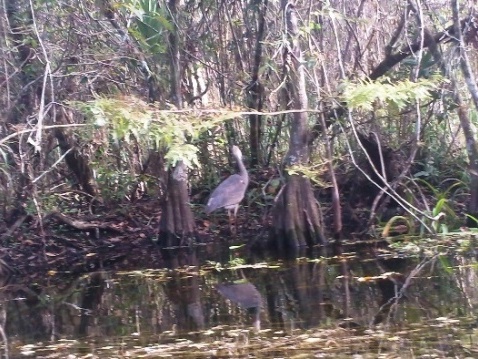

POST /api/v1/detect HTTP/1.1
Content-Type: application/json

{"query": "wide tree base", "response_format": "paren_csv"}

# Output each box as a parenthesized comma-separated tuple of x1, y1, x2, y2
(158, 163, 197, 248)
(157, 230, 197, 248)
(271, 175, 326, 252)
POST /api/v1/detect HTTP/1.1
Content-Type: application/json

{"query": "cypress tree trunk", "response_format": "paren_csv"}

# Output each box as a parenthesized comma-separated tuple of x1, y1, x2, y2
(158, 0, 196, 246)
(273, 175, 325, 250)
(55, 111, 101, 204)
(272, 2, 326, 251)
(158, 162, 196, 247)
(247, 0, 267, 167)
(451, 1, 478, 226)
(4, 0, 36, 223)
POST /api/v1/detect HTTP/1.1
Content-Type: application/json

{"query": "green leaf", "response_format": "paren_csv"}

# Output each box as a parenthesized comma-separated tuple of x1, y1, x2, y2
(342, 76, 442, 113)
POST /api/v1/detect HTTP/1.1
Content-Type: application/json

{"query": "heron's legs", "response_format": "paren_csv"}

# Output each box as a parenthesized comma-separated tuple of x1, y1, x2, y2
(227, 205, 240, 235)
(227, 209, 234, 234)
(233, 205, 239, 234)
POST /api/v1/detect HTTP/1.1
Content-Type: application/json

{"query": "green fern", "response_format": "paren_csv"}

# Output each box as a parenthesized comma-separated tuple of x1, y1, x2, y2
(342, 76, 442, 112)
(72, 97, 238, 169)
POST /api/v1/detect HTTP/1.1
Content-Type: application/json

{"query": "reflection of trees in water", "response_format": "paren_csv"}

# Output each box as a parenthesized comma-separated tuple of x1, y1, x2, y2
(455, 255, 478, 315)
(1, 247, 477, 355)
(77, 272, 105, 337)
(10, 284, 52, 341)
(163, 248, 204, 331)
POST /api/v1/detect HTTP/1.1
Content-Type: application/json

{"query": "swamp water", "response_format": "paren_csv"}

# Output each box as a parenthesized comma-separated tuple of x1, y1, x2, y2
(3, 238, 478, 358)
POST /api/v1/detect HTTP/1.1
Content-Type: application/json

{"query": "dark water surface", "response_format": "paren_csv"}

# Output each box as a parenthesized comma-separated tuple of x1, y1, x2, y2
(3, 239, 478, 358)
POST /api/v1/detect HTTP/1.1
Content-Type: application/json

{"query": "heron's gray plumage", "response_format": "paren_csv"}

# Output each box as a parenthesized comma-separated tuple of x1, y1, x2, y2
(205, 146, 249, 215)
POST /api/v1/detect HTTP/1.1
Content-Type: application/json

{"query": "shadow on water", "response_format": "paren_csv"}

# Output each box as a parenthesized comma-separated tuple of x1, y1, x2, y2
(0, 238, 478, 357)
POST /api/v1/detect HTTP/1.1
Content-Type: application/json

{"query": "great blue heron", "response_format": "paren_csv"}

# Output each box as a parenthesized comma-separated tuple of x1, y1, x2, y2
(205, 145, 249, 233)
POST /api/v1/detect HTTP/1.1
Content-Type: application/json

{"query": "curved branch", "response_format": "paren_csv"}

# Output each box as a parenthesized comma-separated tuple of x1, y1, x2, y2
(309, 15, 475, 145)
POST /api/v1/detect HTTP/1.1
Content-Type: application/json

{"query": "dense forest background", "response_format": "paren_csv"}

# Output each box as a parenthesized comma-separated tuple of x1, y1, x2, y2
(1, 0, 478, 252)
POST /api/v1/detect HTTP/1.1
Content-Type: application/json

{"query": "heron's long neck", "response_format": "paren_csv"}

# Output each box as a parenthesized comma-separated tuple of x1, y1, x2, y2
(236, 155, 249, 182)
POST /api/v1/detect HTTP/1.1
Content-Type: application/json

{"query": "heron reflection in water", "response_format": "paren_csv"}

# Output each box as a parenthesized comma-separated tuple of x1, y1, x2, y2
(205, 145, 249, 234)
(216, 281, 262, 332)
